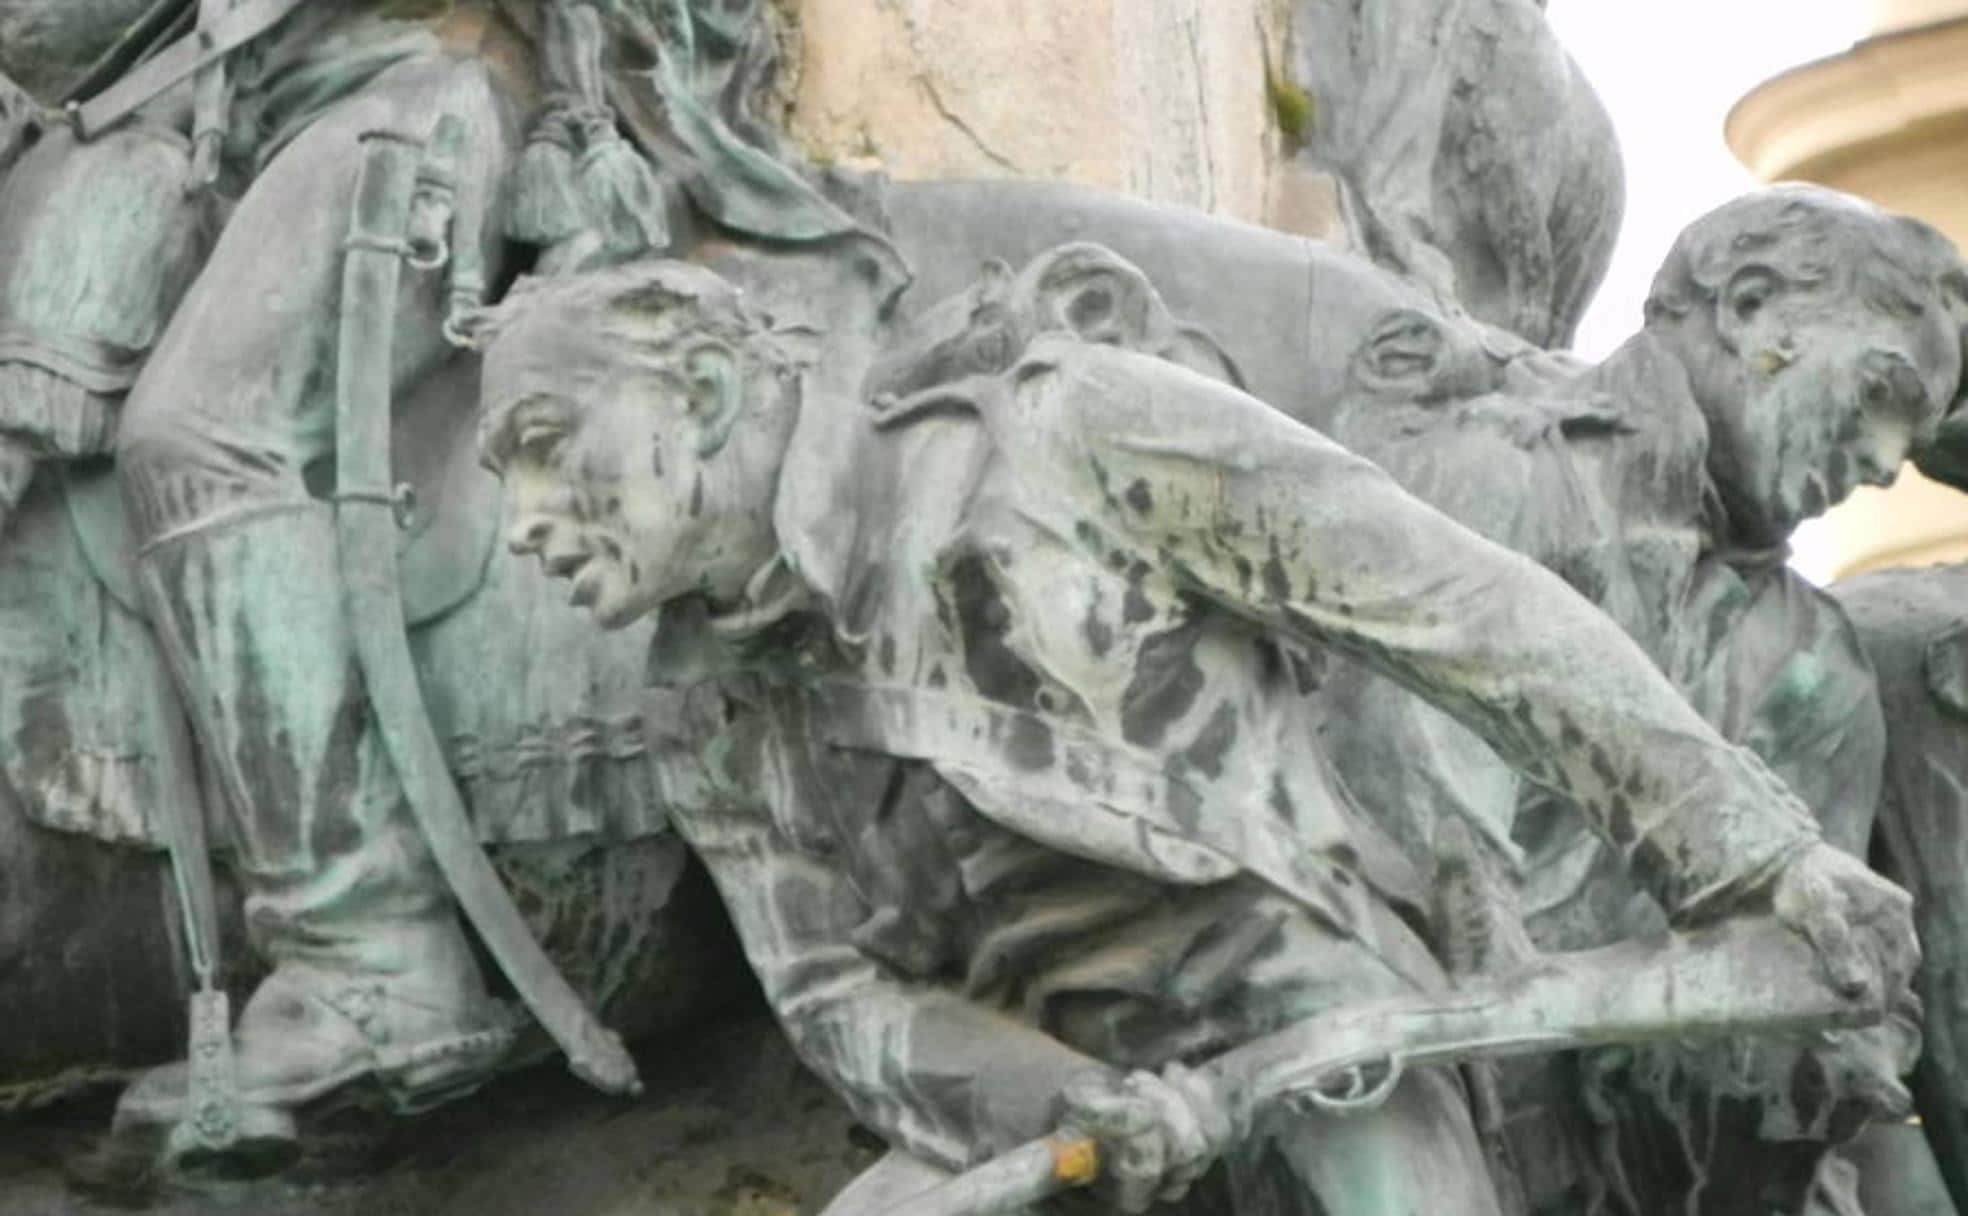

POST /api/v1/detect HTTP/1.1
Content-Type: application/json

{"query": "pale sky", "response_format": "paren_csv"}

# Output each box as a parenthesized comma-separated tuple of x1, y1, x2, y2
(1547, 2, 1871, 357)
(1545, 1, 1873, 577)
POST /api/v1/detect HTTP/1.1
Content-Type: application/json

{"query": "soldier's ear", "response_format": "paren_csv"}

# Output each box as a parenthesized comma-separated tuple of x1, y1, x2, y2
(1352, 309, 1448, 397)
(1027, 244, 1167, 351)
(1714, 265, 1784, 356)
(684, 342, 745, 458)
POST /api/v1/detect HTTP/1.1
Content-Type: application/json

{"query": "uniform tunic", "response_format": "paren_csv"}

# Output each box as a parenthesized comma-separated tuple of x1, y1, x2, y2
(651, 338, 1824, 1171)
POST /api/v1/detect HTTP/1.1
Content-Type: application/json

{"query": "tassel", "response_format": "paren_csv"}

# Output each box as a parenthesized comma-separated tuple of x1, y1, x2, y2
(527, 3, 670, 261)
(507, 116, 588, 247)
(576, 124, 671, 258)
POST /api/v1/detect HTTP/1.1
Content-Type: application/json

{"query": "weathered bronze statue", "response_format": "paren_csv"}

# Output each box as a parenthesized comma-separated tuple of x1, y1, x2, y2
(1319, 184, 1968, 1214)
(3, 1, 1966, 1212)
(0, 0, 819, 1180)
(476, 246, 1919, 1214)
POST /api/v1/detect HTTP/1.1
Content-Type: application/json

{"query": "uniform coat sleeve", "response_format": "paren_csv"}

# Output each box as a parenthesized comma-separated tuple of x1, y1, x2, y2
(997, 342, 1820, 920)
(667, 704, 1116, 1171)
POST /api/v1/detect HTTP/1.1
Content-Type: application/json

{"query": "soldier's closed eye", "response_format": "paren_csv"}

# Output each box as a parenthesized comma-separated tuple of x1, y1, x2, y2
(517, 423, 568, 466)
(1726, 267, 1779, 324)
(502, 395, 581, 467)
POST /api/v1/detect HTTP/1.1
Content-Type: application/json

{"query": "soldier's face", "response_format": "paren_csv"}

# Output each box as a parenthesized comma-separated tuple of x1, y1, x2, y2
(494, 386, 702, 630)
(1696, 263, 1960, 543)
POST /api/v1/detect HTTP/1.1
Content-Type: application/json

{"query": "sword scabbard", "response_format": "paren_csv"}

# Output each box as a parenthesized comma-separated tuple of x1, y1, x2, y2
(334, 127, 641, 1098)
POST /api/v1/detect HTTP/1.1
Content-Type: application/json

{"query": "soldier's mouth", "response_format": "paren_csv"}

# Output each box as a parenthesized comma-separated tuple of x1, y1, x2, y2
(570, 565, 604, 608)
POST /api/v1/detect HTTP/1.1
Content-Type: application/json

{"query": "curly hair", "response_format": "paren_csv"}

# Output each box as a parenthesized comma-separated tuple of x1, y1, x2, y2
(482, 259, 767, 360)
(476, 259, 789, 471)
(1645, 185, 1968, 338)
(862, 243, 1242, 412)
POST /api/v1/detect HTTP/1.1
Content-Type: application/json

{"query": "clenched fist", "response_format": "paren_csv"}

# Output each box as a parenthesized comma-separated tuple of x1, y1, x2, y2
(1771, 842, 1920, 1014)
(1057, 1065, 1234, 1213)
(1770, 842, 1923, 1121)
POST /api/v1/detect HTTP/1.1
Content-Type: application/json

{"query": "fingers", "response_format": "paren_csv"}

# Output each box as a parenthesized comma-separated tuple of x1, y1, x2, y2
(1849, 1064, 1914, 1120)
(1811, 895, 1871, 1001)
(1833, 864, 1921, 1007)
(1134, 1067, 1216, 1203)
(1820, 1027, 1917, 1120)
(1060, 1074, 1165, 1214)
(1879, 897, 1923, 993)
(1060, 1068, 1227, 1213)
(1110, 1120, 1165, 1214)
(1776, 849, 1878, 1002)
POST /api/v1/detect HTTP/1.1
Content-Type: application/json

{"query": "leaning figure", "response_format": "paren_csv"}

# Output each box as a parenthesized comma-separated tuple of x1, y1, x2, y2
(478, 246, 1918, 1214)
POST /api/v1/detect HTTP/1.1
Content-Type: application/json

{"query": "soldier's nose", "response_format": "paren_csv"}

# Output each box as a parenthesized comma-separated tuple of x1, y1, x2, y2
(1854, 442, 1900, 488)
(509, 517, 553, 555)
(1859, 350, 1929, 421)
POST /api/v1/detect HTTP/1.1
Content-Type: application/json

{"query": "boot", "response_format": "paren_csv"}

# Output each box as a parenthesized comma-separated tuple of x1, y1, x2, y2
(110, 921, 526, 1179)
(105, 501, 518, 1181)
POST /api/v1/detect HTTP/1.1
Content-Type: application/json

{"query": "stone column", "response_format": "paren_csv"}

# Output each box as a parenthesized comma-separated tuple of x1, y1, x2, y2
(778, 0, 1345, 239)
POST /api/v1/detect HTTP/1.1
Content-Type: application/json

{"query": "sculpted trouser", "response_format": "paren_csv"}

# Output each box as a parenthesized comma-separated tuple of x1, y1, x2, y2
(1837, 565, 1968, 1211)
(113, 54, 517, 1115)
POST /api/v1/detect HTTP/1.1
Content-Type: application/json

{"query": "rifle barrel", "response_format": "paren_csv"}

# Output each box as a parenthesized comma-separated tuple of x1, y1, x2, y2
(871, 916, 1873, 1216)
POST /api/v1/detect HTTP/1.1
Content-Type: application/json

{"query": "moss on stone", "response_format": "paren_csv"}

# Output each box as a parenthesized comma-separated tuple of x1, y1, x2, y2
(1267, 74, 1315, 148)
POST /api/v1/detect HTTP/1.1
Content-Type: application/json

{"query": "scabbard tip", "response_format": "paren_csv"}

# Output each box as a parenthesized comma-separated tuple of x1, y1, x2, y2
(568, 1032, 643, 1098)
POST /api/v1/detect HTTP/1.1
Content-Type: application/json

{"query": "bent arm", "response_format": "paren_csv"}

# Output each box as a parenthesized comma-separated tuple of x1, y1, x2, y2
(1018, 346, 1819, 919)
(670, 716, 1111, 1170)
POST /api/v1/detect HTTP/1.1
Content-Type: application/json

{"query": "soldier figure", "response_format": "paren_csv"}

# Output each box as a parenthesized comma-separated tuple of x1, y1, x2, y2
(100, 3, 534, 1166)
(0, 0, 909, 1177)
(0, 0, 680, 1172)
(479, 246, 1919, 1214)
(1323, 184, 1968, 1210)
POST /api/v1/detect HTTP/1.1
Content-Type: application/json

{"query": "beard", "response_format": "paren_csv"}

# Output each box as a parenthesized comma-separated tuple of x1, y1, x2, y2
(1709, 375, 1842, 549)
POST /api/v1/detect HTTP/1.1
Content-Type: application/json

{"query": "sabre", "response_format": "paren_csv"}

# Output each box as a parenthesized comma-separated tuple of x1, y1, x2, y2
(876, 916, 1881, 1216)
(334, 125, 640, 1098)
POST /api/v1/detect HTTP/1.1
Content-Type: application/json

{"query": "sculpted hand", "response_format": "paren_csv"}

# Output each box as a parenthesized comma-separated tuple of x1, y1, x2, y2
(1771, 842, 1920, 1011)
(1767, 843, 1923, 1121)
(1058, 1065, 1232, 1213)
